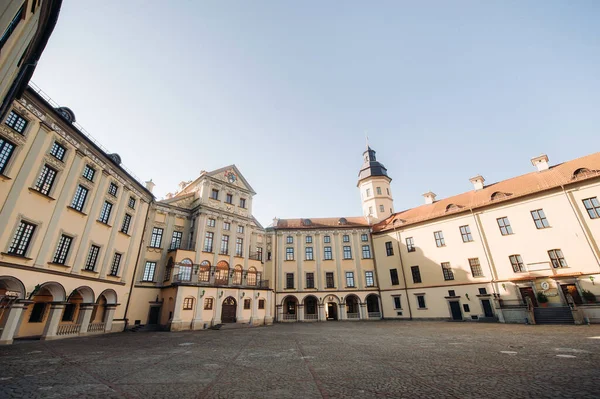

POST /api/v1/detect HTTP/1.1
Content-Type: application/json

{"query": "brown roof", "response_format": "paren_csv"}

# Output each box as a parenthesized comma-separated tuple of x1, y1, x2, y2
(273, 217, 369, 230)
(373, 151, 600, 233)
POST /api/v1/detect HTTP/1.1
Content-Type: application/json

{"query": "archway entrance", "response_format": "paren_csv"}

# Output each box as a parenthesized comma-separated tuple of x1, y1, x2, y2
(345, 295, 360, 319)
(326, 302, 338, 320)
(366, 294, 381, 318)
(304, 296, 318, 321)
(221, 296, 237, 323)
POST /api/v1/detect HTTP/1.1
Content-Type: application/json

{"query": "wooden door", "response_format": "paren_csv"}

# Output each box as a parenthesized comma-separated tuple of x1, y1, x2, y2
(519, 287, 538, 307)
(481, 300, 494, 318)
(148, 306, 160, 325)
(561, 284, 583, 305)
(221, 297, 237, 323)
(449, 301, 462, 321)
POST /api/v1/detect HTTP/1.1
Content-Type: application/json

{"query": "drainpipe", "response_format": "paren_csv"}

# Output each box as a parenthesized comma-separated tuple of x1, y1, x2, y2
(470, 208, 499, 297)
(122, 201, 152, 329)
(392, 220, 413, 320)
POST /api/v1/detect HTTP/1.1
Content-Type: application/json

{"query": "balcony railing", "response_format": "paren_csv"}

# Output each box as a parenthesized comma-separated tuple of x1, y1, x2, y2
(368, 312, 382, 319)
(168, 242, 196, 252)
(57, 323, 81, 336)
(169, 264, 269, 289)
(304, 314, 318, 320)
(249, 252, 263, 262)
(347, 312, 360, 319)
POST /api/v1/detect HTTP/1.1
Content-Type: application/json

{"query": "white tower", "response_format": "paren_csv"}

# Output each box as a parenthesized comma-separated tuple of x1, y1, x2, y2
(357, 145, 394, 223)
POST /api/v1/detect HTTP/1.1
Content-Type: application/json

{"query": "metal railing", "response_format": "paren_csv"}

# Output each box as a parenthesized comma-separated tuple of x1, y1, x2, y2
(368, 312, 382, 319)
(88, 322, 106, 332)
(304, 314, 318, 320)
(57, 323, 81, 336)
(347, 313, 360, 319)
(283, 314, 297, 321)
(170, 265, 269, 288)
(249, 252, 263, 262)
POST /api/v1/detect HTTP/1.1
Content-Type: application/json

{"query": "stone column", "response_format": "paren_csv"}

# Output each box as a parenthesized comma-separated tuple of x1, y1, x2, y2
(339, 303, 347, 320)
(359, 302, 368, 320)
(0, 301, 31, 345)
(170, 289, 184, 331)
(214, 291, 223, 324)
(297, 303, 304, 322)
(191, 287, 204, 330)
(104, 305, 117, 332)
(250, 293, 258, 325)
(41, 302, 66, 340)
(236, 293, 244, 323)
(77, 303, 95, 334)
(318, 303, 326, 322)
(265, 291, 273, 325)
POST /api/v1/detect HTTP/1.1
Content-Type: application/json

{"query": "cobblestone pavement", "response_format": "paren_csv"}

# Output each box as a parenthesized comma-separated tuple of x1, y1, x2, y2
(1, 321, 600, 398)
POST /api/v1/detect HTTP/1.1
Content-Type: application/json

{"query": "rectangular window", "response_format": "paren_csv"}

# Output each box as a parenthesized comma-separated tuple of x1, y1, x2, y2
(0, 137, 16, 175)
(286, 235, 293, 244)
(237, 225, 244, 234)
(365, 271, 374, 287)
(343, 235, 350, 242)
(70, 185, 88, 212)
(4, 110, 28, 133)
(211, 189, 219, 200)
(306, 272, 315, 288)
(305, 247, 313, 260)
(34, 164, 57, 196)
(29, 302, 46, 323)
(286, 247, 294, 261)
(434, 231, 445, 247)
(150, 227, 163, 248)
(257, 247, 263, 261)
(239, 298, 249, 310)
(469, 258, 484, 277)
(509, 254, 525, 272)
(235, 238, 243, 257)
(52, 234, 72, 264)
(8, 221, 36, 256)
(110, 253, 121, 276)
(204, 298, 214, 310)
(259, 299, 265, 309)
(98, 201, 113, 224)
(225, 193, 233, 204)
(108, 182, 118, 197)
(207, 218, 216, 227)
(85, 245, 100, 271)
(183, 298, 194, 310)
(239, 198, 246, 208)
(326, 272, 335, 288)
(441, 262, 454, 281)
(366, 188, 371, 197)
(379, 205, 385, 212)
(531, 209, 550, 229)
(406, 237, 415, 252)
(376, 187, 382, 195)
(142, 261, 156, 281)
(548, 249, 567, 268)
(479, 288, 487, 295)
(417, 295, 426, 309)
(361, 234, 369, 242)
(128, 196, 136, 209)
(459, 225, 473, 242)
(411, 266, 422, 283)
(121, 213, 132, 234)
(306, 235, 312, 243)
(390, 269, 399, 285)
(170, 231, 183, 250)
(286, 273, 294, 289)
(346, 272, 355, 287)
(204, 232, 214, 252)
(324, 246, 332, 260)
(50, 141, 66, 161)
(220, 235, 229, 254)
(497, 217, 513, 235)
(343, 246, 352, 259)
(324, 235, 331, 243)
(393, 296, 401, 309)
(448, 290, 456, 297)
(82, 164, 95, 181)
(362, 245, 371, 259)
(385, 241, 394, 256)
(223, 222, 231, 230)
(583, 197, 600, 219)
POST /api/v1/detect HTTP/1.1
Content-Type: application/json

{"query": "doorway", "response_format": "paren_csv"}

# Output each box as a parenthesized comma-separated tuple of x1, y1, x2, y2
(327, 303, 338, 320)
(221, 297, 237, 323)
(148, 306, 160, 325)
(519, 287, 538, 307)
(449, 301, 463, 321)
(560, 284, 583, 305)
(481, 300, 494, 318)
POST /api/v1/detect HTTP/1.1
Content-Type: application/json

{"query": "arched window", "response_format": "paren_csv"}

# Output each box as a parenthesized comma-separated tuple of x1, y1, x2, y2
(247, 267, 257, 286)
(178, 258, 193, 281)
(338, 218, 348, 225)
(215, 261, 229, 285)
(302, 219, 312, 226)
(233, 265, 243, 285)
(445, 204, 461, 212)
(491, 192, 512, 201)
(183, 297, 194, 310)
(164, 257, 174, 282)
(573, 168, 595, 179)
(199, 260, 210, 282)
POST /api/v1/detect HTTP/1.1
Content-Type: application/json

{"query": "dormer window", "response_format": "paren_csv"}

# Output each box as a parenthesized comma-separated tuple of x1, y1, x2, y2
(302, 219, 312, 226)
(573, 168, 595, 179)
(338, 218, 347, 225)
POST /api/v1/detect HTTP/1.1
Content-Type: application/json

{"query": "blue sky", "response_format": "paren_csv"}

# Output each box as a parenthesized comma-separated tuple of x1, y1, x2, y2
(32, 1, 600, 226)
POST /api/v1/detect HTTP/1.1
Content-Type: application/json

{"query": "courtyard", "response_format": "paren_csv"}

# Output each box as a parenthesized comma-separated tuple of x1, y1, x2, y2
(1, 321, 599, 398)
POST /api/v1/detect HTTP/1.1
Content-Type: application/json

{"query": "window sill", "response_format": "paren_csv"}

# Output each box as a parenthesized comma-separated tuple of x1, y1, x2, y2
(51, 155, 65, 163)
(346, 286, 356, 288)
(0, 173, 12, 181)
(234, 255, 244, 258)
(148, 246, 163, 250)
(96, 220, 112, 228)
(305, 259, 315, 262)
(81, 269, 98, 274)
(417, 307, 428, 310)
(28, 187, 56, 201)
(140, 280, 156, 283)
(118, 231, 131, 238)
(66, 206, 87, 216)
(362, 258, 372, 260)
(1, 252, 33, 260)
(407, 249, 416, 253)
(343, 258, 353, 261)
(323, 259, 334, 261)
(284, 259, 295, 262)
(365, 285, 377, 289)
(284, 287, 295, 290)
(325, 287, 336, 290)
(47, 262, 70, 268)
(108, 273, 119, 278)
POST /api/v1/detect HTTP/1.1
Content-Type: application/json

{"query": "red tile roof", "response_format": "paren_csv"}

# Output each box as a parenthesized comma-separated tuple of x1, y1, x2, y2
(373, 152, 600, 233)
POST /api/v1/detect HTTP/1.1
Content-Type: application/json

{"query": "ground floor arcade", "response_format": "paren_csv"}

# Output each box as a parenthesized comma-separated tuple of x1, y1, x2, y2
(276, 291, 382, 322)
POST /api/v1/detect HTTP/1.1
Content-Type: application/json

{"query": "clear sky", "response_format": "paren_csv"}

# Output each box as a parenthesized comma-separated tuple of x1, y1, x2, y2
(31, 1, 600, 227)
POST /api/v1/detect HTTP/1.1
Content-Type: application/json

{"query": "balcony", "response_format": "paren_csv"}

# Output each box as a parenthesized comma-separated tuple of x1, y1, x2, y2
(249, 252, 263, 263)
(166, 264, 269, 289)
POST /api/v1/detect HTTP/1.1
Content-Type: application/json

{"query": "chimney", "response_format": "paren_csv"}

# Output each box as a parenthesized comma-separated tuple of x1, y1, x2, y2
(272, 217, 279, 227)
(422, 191, 436, 205)
(531, 154, 549, 172)
(469, 175, 485, 190)
(145, 179, 155, 193)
